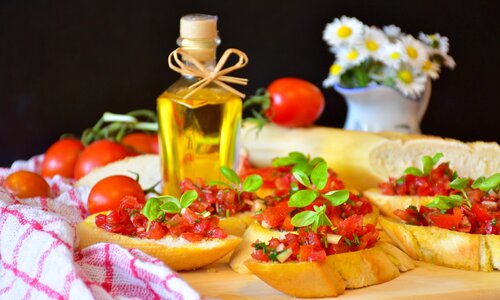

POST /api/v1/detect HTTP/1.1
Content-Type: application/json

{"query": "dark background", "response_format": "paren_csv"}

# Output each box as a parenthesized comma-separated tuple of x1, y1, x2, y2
(1, 0, 499, 166)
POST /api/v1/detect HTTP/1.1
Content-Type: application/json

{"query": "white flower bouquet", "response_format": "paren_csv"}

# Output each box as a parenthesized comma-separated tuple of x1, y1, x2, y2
(322, 16, 455, 98)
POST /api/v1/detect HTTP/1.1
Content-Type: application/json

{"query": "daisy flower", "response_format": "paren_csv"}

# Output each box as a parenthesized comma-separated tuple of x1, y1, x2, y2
(419, 32, 449, 53)
(383, 25, 401, 39)
(422, 60, 441, 79)
(379, 41, 407, 69)
(361, 26, 389, 58)
(401, 35, 429, 68)
(335, 46, 369, 67)
(394, 66, 427, 98)
(323, 63, 345, 87)
(323, 16, 364, 47)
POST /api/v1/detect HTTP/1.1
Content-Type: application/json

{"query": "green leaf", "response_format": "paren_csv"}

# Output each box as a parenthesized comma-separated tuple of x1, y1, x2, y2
(404, 167, 423, 176)
(309, 157, 326, 166)
(289, 152, 308, 163)
(425, 195, 463, 210)
(157, 196, 181, 214)
(180, 190, 198, 209)
(449, 177, 469, 191)
(292, 161, 314, 177)
(288, 190, 319, 207)
(311, 161, 328, 190)
(272, 152, 308, 167)
(290, 210, 317, 227)
(242, 174, 264, 192)
(220, 166, 241, 185)
(432, 153, 444, 165)
(208, 180, 233, 189)
(422, 153, 443, 175)
(323, 190, 350, 206)
(472, 173, 500, 192)
(142, 197, 166, 222)
(292, 170, 311, 188)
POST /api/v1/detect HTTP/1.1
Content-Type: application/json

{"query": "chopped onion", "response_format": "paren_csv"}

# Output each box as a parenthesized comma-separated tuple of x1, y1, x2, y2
(277, 248, 293, 263)
(326, 234, 342, 244)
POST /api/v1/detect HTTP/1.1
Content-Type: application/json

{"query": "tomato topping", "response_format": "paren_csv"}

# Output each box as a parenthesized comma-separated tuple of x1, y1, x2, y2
(95, 197, 228, 241)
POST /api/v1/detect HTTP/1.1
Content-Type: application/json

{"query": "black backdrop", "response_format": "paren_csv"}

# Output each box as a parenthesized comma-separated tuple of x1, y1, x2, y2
(1, 0, 499, 166)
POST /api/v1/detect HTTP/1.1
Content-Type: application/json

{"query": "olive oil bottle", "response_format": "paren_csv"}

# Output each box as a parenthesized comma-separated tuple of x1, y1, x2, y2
(158, 14, 242, 196)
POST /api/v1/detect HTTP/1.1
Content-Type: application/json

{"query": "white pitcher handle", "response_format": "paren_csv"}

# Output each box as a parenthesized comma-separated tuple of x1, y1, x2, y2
(417, 80, 432, 122)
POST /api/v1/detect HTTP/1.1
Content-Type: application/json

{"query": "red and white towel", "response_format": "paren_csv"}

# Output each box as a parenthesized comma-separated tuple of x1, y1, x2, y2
(0, 156, 200, 300)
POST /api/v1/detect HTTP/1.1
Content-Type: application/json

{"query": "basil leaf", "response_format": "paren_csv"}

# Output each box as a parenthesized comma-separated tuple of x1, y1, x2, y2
(289, 152, 308, 163)
(422, 155, 433, 175)
(292, 161, 314, 176)
(290, 210, 317, 227)
(242, 174, 264, 192)
(311, 161, 328, 190)
(158, 196, 181, 214)
(309, 157, 326, 166)
(472, 177, 485, 189)
(142, 197, 165, 221)
(272, 156, 296, 167)
(404, 167, 423, 176)
(449, 177, 469, 191)
(288, 190, 319, 207)
(323, 189, 350, 206)
(425, 195, 463, 210)
(180, 190, 198, 209)
(432, 152, 444, 165)
(311, 217, 320, 232)
(473, 173, 500, 192)
(220, 166, 240, 185)
(292, 170, 311, 187)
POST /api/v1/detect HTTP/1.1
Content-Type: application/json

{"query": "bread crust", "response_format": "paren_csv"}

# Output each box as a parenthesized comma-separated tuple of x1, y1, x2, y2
(245, 241, 413, 297)
(379, 216, 500, 271)
(364, 188, 434, 219)
(77, 213, 242, 271)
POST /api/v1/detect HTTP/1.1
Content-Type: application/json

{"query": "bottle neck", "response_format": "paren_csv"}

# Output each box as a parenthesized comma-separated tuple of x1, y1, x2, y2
(177, 36, 220, 70)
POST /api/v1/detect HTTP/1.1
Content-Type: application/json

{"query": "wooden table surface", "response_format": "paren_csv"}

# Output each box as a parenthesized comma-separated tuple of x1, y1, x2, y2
(179, 260, 500, 300)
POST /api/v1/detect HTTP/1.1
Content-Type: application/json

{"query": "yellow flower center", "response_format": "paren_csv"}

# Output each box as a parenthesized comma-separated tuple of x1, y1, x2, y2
(422, 60, 432, 71)
(347, 50, 358, 61)
(337, 25, 352, 38)
(407, 46, 418, 59)
(398, 70, 413, 84)
(390, 52, 401, 60)
(330, 64, 343, 76)
(365, 40, 379, 51)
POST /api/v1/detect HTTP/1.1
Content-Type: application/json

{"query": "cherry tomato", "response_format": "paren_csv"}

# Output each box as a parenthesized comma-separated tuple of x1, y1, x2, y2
(41, 138, 85, 178)
(121, 132, 158, 154)
(87, 175, 145, 214)
(3, 171, 51, 198)
(74, 140, 131, 180)
(265, 78, 325, 127)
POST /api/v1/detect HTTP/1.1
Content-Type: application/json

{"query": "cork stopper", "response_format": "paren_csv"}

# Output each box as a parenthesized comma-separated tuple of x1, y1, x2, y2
(180, 14, 218, 40)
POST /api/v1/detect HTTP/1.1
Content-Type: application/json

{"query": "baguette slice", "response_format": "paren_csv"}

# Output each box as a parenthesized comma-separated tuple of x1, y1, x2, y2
(75, 154, 161, 189)
(364, 188, 434, 219)
(242, 123, 500, 191)
(77, 213, 242, 271)
(230, 209, 379, 274)
(218, 212, 254, 236)
(379, 216, 500, 271)
(245, 241, 413, 297)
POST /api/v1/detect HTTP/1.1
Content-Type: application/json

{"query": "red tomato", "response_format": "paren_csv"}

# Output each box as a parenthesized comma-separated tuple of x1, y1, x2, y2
(265, 77, 325, 127)
(3, 171, 51, 198)
(87, 175, 145, 214)
(74, 140, 131, 180)
(121, 132, 158, 154)
(42, 138, 84, 178)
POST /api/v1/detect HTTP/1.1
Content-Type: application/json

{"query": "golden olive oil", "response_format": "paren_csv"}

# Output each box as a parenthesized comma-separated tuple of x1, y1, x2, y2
(157, 85, 241, 196)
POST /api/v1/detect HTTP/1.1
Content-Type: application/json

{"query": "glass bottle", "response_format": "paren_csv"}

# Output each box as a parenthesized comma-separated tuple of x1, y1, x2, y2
(157, 14, 242, 196)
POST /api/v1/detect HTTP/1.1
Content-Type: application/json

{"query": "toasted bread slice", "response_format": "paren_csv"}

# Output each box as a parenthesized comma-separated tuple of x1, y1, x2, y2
(379, 216, 500, 271)
(364, 188, 434, 219)
(77, 213, 242, 271)
(245, 259, 346, 298)
(245, 242, 414, 297)
(218, 212, 254, 236)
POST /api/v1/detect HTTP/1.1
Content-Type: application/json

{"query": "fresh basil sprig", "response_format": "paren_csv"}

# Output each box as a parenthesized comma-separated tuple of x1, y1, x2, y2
(272, 151, 327, 178)
(142, 190, 198, 231)
(425, 195, 465, 210)
(288, 160, 350, 208)
(209, 166, 263, 193)
(471, 173, 500, 192)
(404, 152, 444, 176)
(290, 204, 332, 232)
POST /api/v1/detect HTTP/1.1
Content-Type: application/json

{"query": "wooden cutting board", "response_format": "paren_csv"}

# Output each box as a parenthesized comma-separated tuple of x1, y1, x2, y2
(179, 261, 500, 299)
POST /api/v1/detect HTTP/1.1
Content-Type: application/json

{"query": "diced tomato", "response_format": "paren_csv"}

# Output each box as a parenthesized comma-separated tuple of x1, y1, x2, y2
(181, 232, 204, 242)
(251, 249, 271, 262)
(429, 207, 463, 230)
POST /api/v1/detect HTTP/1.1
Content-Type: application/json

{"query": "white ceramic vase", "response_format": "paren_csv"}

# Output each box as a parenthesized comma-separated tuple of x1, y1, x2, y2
(334, 80, 431, 133)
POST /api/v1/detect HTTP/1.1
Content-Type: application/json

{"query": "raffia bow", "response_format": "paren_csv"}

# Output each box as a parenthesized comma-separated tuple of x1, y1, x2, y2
(168, 48, 249, 99)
